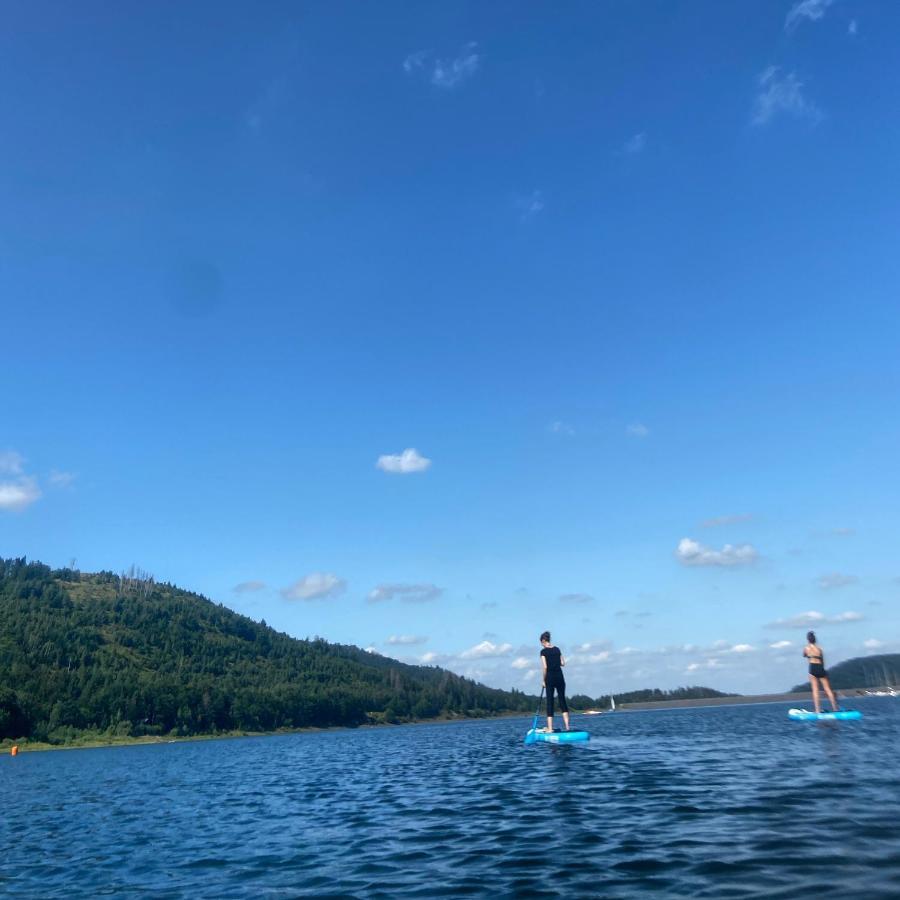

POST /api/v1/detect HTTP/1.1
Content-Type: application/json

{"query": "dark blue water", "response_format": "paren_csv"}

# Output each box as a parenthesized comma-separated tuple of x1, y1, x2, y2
(3, 699, 899, 898)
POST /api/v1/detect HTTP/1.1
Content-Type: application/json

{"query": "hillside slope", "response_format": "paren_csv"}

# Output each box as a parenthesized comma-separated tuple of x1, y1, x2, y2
(0, 558, 533, 742)
(791, 653, 900, 692)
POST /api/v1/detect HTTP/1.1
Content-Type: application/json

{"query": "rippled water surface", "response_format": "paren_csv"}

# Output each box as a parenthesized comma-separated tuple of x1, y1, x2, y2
(3, 699, 900, 898)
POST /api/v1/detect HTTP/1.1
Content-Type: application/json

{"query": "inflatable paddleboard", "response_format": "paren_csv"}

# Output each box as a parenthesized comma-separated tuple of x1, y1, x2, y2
(524, 728, 590, 744)
(788, 708, 862, 722)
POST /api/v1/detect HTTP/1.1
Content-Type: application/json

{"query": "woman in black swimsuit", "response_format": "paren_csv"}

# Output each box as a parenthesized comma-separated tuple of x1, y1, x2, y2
(803, 630, 839, 714)
(539, 630, 570, 732)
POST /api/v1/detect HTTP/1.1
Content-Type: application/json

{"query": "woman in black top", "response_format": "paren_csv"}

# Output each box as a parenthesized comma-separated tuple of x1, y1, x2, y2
(539, 630, 570, 732)
(803, 630, 839, 713)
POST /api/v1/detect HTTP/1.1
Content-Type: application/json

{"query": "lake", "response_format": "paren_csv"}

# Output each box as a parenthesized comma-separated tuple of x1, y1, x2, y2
(2, 698, 899, 898)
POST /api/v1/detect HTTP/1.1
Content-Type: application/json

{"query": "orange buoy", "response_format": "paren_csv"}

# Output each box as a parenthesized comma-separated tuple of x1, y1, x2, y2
(10, 745, 18, 756)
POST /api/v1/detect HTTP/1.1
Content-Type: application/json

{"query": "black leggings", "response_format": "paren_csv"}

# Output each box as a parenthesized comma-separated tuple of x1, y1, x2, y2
(546, 680, 568, 717)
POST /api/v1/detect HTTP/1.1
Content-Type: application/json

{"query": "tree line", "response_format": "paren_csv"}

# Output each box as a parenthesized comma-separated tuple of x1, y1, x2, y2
(0, 558, 534, 743)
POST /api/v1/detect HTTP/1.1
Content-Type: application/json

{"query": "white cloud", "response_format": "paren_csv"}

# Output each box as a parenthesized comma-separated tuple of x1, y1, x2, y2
(785, 0, 833, 32)
(676, 537, 758, 567)
(848, 19, 857, 36)
(687, 658, 723, 672)
(459, 640, 513, 660)
(404, 43, 481, 90)
(752, 66, 821, 126)
(626, 422, 650, 438)
(376, 448, 431, 474)
(817, 572, 858, 590)
(701, 513, 752, 528)
(0, 451, 24, 475)
(0, 451, 42, 512)
(864, 638, 884, 649)
(549, 420, 574, 436)
(364, 645, 379, 654)
(730, 644, 755, 654)
(766, 610, 864, 628)
(281, 572, 346, 601)
(403, 49, 430, 74)
(0, 476, 41, 512)
(516, 189, 545, 222)
(511, 656, 531, 670)
(770, 640, 793, 649)
(386, 634, 428, 646)
(559, 592, 593, 605)
(368, 583, 442, 603)
(48, 470, 76, 488)
(432, 43, 480, 89)
(623, 132, 646, 154)
(420, 650, 451, 664)
(233, 580, 266, 594)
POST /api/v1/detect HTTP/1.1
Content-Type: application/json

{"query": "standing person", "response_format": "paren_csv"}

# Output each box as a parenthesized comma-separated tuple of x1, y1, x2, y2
(803, 631, 839, 714)
(539, 631, 570, 732)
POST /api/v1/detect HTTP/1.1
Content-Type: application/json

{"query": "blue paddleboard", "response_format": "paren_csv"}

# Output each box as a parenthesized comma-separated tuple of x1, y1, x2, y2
(524, 728, 590, 744)
(788, 708, 862, 722)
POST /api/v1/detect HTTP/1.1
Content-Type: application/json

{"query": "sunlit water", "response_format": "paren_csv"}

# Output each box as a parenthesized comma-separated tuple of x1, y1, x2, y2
(3, 699, 899, 898)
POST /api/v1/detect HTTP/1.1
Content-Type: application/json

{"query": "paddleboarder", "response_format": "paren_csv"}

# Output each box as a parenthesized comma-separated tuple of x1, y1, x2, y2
(803, 630, 839, 714)
(539, 631, 570, 732)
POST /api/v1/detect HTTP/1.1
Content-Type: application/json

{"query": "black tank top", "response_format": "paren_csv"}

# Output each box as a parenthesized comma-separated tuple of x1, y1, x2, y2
(541, 646, 563, 678)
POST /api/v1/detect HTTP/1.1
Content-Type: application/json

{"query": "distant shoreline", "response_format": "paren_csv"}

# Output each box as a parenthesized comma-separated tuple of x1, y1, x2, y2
(617, 688, 873, 712)
(1, 710, 528, 754)
(5, 689, 886, 754)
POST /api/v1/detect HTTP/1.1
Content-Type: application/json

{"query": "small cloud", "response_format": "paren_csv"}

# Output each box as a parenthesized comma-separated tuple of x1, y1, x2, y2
(701, 513, 753, 529)
(548, 420, 575, 436)
(766, 610, 863, 628)
(675, 537, 758, 568)
(516, 189, 545, 222)
(0, 451, 24, 475)
(403, 49, 430, 74)
(848, 19, 857, 35)
(770, 640, 793, 649)
(432, 43, 480, 89)
(511, 656, 531, 670)
(785, 0, 833, 32)
(559, 592, 593, 605)
(233, 580, 266, 594)
(404, 43, 481, 90)
(863, 638, 884, 649)
(364, 646, 379, 654)
(730, 643, 754, 653)
(420, 650, 450, 664)
(386, 634, 428, 646)
(686, 658, 723, 672)
(626, 422, 650, 438)
(752, 66, 821, 126)
(459, 640, 513, 660)
(376, 448, 431, 474)
(48, 470, 76, 489)
(623, 132, 646, 154)
(0, 476, 41, 512)
(368, 583, 442, 604)
(816, 572, 858, 590)
(281, 572, 346, 601)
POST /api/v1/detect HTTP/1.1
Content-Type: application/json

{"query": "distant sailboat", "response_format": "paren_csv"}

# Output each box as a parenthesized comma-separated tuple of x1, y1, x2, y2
(610, 696, 616, 713)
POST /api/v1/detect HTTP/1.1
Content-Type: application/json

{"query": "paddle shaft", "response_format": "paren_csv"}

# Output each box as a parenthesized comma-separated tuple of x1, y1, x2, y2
(531, 686, 545, 731)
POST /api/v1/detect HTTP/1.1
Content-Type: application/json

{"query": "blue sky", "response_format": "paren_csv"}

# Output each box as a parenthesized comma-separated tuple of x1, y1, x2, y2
(3, 0, 899, 695)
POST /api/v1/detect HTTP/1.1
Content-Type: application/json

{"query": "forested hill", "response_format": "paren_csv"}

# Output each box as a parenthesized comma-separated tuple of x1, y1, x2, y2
(0, 558, 534, 743)
(792, 653, 900, 692)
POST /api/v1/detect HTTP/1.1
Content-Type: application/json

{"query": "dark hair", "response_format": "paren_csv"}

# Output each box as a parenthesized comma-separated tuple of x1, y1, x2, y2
(540, 630, 551, 643)
(807, 631, 817, 644)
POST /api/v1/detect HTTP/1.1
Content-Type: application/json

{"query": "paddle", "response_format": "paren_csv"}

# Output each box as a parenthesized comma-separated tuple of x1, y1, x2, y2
(527, 686, 545, 738)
